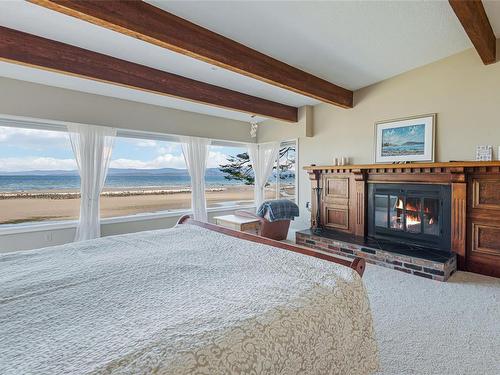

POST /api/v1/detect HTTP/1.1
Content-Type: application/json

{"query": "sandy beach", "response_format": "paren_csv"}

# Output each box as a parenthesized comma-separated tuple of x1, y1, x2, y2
(0, 185, 275, 225)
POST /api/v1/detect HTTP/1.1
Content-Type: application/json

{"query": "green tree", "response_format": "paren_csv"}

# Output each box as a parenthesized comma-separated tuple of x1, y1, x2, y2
(219, 146, 295, 185)
(219, 152, 254, 185)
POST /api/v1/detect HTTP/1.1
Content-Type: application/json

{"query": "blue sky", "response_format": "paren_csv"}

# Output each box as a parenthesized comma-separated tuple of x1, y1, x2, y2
(382, 124, 425, 146)
(0, 126, 245, 172)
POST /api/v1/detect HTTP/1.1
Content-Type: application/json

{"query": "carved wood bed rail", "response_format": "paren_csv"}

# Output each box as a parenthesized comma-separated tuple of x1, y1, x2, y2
(177, 215, 366, 277)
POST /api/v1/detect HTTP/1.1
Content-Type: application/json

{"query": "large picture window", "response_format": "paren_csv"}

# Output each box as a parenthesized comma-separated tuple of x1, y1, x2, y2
(206, 143, 254, 208)
(100, 137, 255, 218)
(0, 119, 295, 227)
(0, 125, 80, 225)
(217, 140, 297, 205)
(100, 135, 192, 218)
(0, 124, 260, 227)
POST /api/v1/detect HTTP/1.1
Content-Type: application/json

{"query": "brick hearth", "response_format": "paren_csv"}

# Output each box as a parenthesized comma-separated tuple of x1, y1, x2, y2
(296, 229, 457, 281)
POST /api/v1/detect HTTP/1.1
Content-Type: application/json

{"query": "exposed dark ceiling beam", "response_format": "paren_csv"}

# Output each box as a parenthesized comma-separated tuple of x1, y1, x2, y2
(29, 0, 354, 108)
(0, 26, 298, 122)
(449, 0, 496, 65)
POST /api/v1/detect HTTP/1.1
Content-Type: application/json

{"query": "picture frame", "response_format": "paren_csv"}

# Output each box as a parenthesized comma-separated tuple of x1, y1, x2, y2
(475, 145, 493, 161)
(374, 114, 436, 163)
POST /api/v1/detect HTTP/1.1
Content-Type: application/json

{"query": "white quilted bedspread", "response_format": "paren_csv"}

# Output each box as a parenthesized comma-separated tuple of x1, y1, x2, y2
(0, 224, 378, 375)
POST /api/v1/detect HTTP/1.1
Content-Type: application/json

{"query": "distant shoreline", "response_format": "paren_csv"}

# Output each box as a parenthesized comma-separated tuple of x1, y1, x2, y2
(0, 187, 227, 200)
(0, 174, 294, 195)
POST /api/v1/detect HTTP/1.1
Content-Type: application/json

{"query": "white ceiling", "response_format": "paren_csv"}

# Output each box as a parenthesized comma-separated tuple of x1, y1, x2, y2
(0, 0, 498, 122)
(149, 0, 472, 90)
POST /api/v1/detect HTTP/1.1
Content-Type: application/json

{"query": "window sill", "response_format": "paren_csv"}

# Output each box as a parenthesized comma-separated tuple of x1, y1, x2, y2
(0, 205, 255, 236)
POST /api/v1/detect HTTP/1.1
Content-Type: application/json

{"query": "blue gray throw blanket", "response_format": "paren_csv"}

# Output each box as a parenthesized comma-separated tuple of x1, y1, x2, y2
(257, 199, 300, 222)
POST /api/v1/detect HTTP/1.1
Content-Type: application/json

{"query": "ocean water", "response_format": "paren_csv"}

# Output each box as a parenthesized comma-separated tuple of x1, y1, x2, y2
(0, 175, 248, 192)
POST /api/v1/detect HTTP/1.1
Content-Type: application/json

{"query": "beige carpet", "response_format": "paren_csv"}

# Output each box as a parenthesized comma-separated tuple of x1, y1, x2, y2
(363, 265, 500, 375)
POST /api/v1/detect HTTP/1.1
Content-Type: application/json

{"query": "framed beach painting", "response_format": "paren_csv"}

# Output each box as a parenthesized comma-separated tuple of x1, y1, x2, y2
(374, 114, 436, 163)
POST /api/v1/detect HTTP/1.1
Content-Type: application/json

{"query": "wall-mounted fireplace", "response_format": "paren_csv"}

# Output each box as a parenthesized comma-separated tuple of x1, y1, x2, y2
(368, 183, 451, 252)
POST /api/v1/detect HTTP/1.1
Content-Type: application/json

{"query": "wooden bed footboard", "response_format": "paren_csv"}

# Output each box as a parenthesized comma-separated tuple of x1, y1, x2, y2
(177, 215, 366, 277)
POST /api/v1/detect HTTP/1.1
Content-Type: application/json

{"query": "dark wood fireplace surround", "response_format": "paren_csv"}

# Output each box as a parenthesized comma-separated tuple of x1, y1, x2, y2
(304, 161, 500, 278)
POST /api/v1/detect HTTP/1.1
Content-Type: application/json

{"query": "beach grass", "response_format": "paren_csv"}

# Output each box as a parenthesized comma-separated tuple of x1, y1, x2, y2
(1, 216, 66, 225)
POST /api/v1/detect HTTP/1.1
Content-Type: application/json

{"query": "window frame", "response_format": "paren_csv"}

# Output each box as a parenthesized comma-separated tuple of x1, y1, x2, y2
(205, 142, 256, 209)
(270, 139, 298, 203)
(0, 114, 256, 233)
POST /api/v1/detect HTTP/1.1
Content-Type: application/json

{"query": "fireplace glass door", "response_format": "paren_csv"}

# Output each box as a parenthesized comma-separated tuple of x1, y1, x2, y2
(368, 184, 451, 252)
(423, 198, 440, 236)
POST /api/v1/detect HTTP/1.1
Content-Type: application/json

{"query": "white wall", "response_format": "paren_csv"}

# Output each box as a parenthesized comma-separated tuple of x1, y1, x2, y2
(0, 77, 253, 142)
(0, 207, 250, 253)
(258, 43, 500, 228)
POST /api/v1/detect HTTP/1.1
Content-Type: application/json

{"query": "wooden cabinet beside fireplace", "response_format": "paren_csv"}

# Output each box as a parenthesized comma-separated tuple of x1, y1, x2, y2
(306, 162, 500, 278)
(318, 172, 366, 237)
(467, 174, 500, 277)
(321, 175, 350, 231)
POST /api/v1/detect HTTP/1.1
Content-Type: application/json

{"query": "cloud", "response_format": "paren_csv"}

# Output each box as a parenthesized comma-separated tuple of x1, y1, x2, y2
(110, 144, 231, 169)
(0, 127, 71, 152)
(157, 144, 181, 155)
(0, 152, 231, 172)
(110, 154, 187, 169)
(110, 137, 159, 149)
(110, 151, 230, 169)
(0, 157, 76, 172)
(0, 127, 236, 172)
(0, 153, 189, 172)
(207, 151, 230, 168)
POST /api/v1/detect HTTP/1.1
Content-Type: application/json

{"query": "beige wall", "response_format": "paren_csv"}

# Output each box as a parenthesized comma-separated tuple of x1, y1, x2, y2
(258, 43, 500, 226)
(0, 77, 253, 142)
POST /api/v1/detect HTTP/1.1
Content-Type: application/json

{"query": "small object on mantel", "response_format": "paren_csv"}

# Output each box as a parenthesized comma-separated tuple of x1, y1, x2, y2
(476, 145, 493, 161)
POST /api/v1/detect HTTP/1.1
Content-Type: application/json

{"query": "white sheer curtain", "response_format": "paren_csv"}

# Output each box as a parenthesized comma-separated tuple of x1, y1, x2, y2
(248, 141, 281, 209)
(180, 136, 211, 222)
(67, 124, 116, 242)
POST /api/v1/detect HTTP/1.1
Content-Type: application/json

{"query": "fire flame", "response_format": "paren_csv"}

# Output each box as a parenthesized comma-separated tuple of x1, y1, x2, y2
(406, 213, 421, 226)
(395, 198, 431, 214)
(396, 199, 404, 210)
(393, 197, 437, 228)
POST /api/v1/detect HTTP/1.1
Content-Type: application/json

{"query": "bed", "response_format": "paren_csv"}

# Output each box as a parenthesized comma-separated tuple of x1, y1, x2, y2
(0, 216, 378, 375)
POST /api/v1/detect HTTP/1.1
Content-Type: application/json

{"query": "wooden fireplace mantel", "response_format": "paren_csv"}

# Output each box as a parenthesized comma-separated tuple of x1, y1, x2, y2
(304, 161, 500, 172)
(304, 161, 500, 278)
